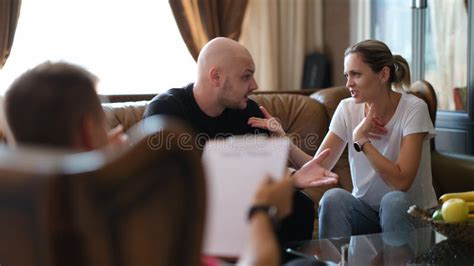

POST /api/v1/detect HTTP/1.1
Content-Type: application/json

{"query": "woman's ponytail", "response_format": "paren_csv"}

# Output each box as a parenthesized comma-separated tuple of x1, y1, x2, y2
(392, 54, 411, 92)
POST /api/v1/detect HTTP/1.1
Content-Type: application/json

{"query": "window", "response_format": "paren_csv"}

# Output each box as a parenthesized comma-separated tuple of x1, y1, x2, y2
(371, 0, 412, 68)
(0, 0, 196, 95)
(424, 0, 467, 111)
(350, 0, 412, 74)
(370, 0, 468, 111)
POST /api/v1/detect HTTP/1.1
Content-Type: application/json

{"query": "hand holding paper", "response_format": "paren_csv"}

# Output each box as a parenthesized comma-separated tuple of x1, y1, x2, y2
(252, 173, 294, 220)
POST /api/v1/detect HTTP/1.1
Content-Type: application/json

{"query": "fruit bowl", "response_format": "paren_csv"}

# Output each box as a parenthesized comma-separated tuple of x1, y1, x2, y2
(408, 205, 474, 243)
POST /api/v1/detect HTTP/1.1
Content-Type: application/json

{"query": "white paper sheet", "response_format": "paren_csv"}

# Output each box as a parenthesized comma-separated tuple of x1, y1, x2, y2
(202, 136, 290, 257)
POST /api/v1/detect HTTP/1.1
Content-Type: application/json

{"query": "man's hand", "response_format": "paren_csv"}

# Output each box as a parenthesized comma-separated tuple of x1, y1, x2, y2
(293, 149, 338, 189)
(252, 173, 293, 219)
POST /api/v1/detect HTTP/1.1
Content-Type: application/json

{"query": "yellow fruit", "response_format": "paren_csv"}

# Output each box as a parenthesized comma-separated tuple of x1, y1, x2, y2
(441, 198, 469, 223)
(439, 191, 474, 204)
(468, 202, 474, 212)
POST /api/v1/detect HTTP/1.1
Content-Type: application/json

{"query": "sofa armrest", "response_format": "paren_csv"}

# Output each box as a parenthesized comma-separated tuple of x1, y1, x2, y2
(310, 86, 350, 119)
(431, 151, 474, 197)
(102, 101, 149, 131)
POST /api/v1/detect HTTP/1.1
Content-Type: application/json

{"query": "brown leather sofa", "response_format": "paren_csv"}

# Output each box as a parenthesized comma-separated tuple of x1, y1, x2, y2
(103, 86, 474, 202)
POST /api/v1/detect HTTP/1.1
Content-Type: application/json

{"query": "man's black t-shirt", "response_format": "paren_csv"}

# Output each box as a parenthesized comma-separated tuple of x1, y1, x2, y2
(143, 83, 268, 139)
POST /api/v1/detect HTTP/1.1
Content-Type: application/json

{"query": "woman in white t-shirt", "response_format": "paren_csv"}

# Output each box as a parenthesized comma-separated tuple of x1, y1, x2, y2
(248, 39, 437, 239)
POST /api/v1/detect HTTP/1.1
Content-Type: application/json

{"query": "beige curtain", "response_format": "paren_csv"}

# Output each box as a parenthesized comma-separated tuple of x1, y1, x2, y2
(240, 0, 323, 91)
(0, 0, 21, 143)
(0, 0, 21, 69)
(349, 0, 370, 44)
(169, 0, 248, 61)
(426, 0, 467, 110)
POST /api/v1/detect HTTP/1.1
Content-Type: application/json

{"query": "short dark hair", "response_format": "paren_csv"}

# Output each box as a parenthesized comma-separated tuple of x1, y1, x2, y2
(4, 61, 103, 148)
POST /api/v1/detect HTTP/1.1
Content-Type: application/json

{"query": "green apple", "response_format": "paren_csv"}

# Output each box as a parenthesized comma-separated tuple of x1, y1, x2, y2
(441, 198, 469, 223)
(432, 209, 444, 221)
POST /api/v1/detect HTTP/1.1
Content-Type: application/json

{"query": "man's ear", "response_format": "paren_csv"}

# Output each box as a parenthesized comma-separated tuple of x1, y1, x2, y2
(209, 66, 220, 86)
(78, 115, 97, 151)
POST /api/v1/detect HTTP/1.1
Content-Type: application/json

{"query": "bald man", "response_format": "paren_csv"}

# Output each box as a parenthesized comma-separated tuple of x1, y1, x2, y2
(144, 37, 264, 139)
(144, 38, 337, 258)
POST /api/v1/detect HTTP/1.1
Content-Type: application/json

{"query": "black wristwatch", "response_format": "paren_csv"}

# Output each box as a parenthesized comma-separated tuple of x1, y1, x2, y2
(247, 204, 279, 229)
(354, 137, 371, 152)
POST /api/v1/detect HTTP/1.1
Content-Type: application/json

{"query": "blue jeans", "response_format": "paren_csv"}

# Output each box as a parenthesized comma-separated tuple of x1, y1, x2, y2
(318, 188, 416, 240)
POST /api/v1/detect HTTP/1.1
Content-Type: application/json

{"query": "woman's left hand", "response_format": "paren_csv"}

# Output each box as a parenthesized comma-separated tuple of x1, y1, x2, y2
(353, 104, 388, 141)
(248, 106, 286, 137)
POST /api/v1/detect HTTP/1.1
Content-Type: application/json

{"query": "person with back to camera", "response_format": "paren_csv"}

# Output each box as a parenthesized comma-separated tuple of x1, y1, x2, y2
(3, 61, 126, 151)
(249, 39, 437, 239)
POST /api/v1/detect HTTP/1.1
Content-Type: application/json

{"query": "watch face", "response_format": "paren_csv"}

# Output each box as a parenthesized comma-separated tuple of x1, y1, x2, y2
(354, 142, 361, 152)
(268, 205, 278, 218)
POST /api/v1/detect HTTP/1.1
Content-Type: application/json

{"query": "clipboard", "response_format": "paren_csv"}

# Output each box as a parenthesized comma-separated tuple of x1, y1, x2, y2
(202, 136, 290, 257)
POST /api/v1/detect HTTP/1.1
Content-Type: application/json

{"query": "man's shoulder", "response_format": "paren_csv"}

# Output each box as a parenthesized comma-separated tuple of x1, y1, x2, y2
(150, 84, 191, 103)
(144, 84, 193, 118)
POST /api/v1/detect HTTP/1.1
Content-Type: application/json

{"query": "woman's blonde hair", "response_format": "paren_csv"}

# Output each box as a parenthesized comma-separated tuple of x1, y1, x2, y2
(344, 39, 411, 91)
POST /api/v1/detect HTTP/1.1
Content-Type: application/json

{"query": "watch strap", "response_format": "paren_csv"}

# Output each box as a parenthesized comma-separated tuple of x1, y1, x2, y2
(247, 204, 279, 229)
(354, 137, 371, 152)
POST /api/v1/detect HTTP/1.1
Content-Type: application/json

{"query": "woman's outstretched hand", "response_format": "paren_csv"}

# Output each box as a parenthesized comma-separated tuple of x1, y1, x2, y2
(293, 148, 339, 189)
(248, 106, 286, 137)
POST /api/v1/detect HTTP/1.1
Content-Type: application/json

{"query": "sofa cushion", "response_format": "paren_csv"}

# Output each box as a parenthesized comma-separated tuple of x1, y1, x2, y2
(102, 101, 149, 131)
(251, 94, 328, 156)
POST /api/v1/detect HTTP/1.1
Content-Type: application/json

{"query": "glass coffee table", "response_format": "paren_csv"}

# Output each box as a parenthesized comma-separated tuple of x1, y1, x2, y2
(285, 227, 474, 265)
